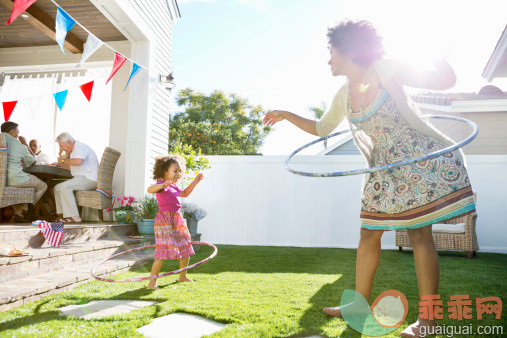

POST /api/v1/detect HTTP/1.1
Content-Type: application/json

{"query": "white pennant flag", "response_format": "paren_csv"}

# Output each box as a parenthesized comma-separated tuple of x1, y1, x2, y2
(27, 98, 41, 119)
(77, 34, 103, 67)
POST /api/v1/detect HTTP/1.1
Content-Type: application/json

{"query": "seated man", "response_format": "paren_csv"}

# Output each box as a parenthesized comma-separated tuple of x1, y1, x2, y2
(1, 122, 48, 222)
(29, 139, 50, 165)
(53, 132, 99, 223)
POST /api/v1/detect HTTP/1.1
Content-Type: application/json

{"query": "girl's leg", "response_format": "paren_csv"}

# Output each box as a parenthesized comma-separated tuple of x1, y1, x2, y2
(178, 257, 193, 282)
(401, 225, 439, 337)
(148, 260, 164, 289)
(324, 228, 384, 316)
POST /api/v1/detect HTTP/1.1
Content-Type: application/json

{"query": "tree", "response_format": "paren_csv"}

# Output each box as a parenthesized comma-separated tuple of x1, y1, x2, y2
(308, 101, 327, 119)
(172, 142, 211, 184)
(169, 88, 272, 155)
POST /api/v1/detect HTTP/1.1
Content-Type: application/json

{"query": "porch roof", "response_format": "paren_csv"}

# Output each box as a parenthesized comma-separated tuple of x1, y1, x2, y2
(0, 0, 126, 53)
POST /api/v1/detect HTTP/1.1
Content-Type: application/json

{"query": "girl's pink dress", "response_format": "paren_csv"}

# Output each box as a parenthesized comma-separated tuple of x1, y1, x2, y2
(154, 180, 194, 260)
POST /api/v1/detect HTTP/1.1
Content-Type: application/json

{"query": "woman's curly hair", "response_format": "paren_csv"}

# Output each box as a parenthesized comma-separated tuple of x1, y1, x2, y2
(153, 155, 186, 181)
(327, 20, 385, 67)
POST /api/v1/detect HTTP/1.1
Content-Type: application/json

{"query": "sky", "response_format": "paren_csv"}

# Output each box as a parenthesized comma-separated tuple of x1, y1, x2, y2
(172, 0, 507, 155)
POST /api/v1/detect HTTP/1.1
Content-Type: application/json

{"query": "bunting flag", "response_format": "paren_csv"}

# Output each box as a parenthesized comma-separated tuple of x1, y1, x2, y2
(106, 52, 127, 85)
(55, 7, 76, 54)
(2, 101, 18, 121)
(79, 80, 94, 102)
(78, 34, 103, 67)
(123, 63, 141, 91)
(6, 0, 37, 25)
(53, 90, 68, 111)
(27, 98, 41, 118)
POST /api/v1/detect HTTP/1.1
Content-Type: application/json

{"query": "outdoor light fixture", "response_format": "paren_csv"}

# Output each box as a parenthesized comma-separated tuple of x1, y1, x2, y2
(159, 73, 175, 91)
(20, 14, 29, 19)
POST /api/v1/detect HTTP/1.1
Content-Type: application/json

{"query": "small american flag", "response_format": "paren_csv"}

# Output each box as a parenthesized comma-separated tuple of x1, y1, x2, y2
(32, 221, 64, 247)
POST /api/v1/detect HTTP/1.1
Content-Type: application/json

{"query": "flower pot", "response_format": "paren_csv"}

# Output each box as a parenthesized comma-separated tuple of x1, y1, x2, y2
(186, 217, 198, 236)
(137, 218, 155, 235)
(114, 210, 135, 224)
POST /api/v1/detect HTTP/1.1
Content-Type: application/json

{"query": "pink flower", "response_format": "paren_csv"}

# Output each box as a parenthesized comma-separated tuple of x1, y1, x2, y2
(106, 208, 111, 213)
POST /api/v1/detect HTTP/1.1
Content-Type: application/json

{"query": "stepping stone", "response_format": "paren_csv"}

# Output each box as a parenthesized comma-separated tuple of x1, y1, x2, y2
(59, 300, 157, 319)
(137, 313, 226, 338)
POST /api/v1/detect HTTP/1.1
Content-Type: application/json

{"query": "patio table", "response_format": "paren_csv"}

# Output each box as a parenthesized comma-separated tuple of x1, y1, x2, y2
(25, 165, 73, 220)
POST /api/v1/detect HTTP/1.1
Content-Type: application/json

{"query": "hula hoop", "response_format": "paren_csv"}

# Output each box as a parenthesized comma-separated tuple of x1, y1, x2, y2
(285, 115, 478, 177)
(91, 241, 217, 283)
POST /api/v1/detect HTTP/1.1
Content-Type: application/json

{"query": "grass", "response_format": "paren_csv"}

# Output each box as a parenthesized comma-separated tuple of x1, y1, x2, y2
(0, 245, 505, 337)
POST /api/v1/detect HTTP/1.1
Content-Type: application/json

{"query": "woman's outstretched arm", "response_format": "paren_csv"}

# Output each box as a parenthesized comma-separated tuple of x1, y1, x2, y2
(263, 110, 318, 135)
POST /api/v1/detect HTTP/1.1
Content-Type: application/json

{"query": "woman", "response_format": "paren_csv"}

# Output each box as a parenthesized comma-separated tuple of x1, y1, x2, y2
(263, 20, 475, 337)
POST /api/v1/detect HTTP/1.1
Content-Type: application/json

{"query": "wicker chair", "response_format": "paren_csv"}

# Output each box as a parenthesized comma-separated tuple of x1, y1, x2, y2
(395, 210, 479, 259)
(74, 147, 121, 222)
(0, 134, 36, 220)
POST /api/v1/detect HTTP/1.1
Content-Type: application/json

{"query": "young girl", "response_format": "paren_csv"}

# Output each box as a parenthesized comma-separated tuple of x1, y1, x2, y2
(147, 155, 204, 289)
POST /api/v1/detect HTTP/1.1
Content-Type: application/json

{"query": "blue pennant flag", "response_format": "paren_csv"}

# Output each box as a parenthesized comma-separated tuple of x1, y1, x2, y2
(55, 7, 76, 54)
(53, 90, 68, 111)
(123, 63, 142, 91)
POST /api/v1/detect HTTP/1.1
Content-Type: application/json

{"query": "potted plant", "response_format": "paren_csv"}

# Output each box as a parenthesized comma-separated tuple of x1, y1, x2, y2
(107, 196, 136, 224)
(134, 195, 159, 235)
(181, 202, 207, 236)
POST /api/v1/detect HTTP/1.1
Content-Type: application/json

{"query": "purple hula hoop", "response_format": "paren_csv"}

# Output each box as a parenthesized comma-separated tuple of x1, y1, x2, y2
(91, 241, 218, 283)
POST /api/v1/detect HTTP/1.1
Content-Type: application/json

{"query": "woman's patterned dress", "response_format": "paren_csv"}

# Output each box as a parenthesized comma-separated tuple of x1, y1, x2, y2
(348, 90, 475, 230)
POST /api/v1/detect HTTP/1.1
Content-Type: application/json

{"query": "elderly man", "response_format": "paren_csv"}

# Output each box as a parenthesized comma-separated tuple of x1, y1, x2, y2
(1, 122, 47, 222)
(53, 132, 99, 223)
(29, 139, 50, 165)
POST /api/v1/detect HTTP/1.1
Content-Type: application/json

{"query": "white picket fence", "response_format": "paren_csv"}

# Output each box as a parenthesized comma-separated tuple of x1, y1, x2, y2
(184, 155, 507, 253)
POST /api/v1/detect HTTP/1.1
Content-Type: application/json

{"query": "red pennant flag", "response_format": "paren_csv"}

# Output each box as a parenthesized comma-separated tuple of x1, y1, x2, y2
(106, 52, 127, 85)
(79, 80, 94, 102)
(2, 101, 18, 121)
(6, 0, 37, 25)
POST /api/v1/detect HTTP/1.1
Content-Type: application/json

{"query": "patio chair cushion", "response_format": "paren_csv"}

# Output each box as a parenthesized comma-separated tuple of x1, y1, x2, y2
(432, 223, 466, 234)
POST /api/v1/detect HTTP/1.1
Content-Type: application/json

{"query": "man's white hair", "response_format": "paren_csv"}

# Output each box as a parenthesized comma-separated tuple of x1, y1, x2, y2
(56, 132, 75, 143)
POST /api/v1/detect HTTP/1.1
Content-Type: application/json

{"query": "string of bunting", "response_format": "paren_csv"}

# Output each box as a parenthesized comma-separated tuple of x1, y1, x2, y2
(2, 0, 147, 121)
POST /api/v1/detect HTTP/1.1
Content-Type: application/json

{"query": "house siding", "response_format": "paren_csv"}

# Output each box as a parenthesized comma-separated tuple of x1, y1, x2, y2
(126, 0, 178, 167)
(421, 110, 507, 155)
(326, 140, 361, 155)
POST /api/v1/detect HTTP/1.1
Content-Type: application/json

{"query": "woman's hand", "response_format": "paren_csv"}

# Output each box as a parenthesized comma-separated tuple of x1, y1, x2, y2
(263, 110, 287, 126)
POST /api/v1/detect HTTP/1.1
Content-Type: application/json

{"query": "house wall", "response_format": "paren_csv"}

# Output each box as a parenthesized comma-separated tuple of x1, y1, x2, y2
(419, 108, 507, 155)
(184, 155, 507, 253)
(88, 0, 179, 198)
(124, 0, 177, 170)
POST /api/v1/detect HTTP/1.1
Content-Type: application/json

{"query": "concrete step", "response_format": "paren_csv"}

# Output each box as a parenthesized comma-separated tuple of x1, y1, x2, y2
(0, 248, 154, 313)
(0, 237, 153, 283)
(0, 223, 139, 249)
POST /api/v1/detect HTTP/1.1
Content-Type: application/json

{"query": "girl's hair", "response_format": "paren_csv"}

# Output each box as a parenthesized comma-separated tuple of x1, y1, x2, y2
(327, 20, 385, 67)
(153, 155, 186, 180)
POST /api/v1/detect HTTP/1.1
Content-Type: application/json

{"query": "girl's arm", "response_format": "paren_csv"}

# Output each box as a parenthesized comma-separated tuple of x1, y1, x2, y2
(180, 174, 204, 198)
(147, 181, 172, 193)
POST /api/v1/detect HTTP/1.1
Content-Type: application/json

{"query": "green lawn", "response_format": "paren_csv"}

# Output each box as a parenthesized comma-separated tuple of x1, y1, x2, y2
(0, 245, 505, 337)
